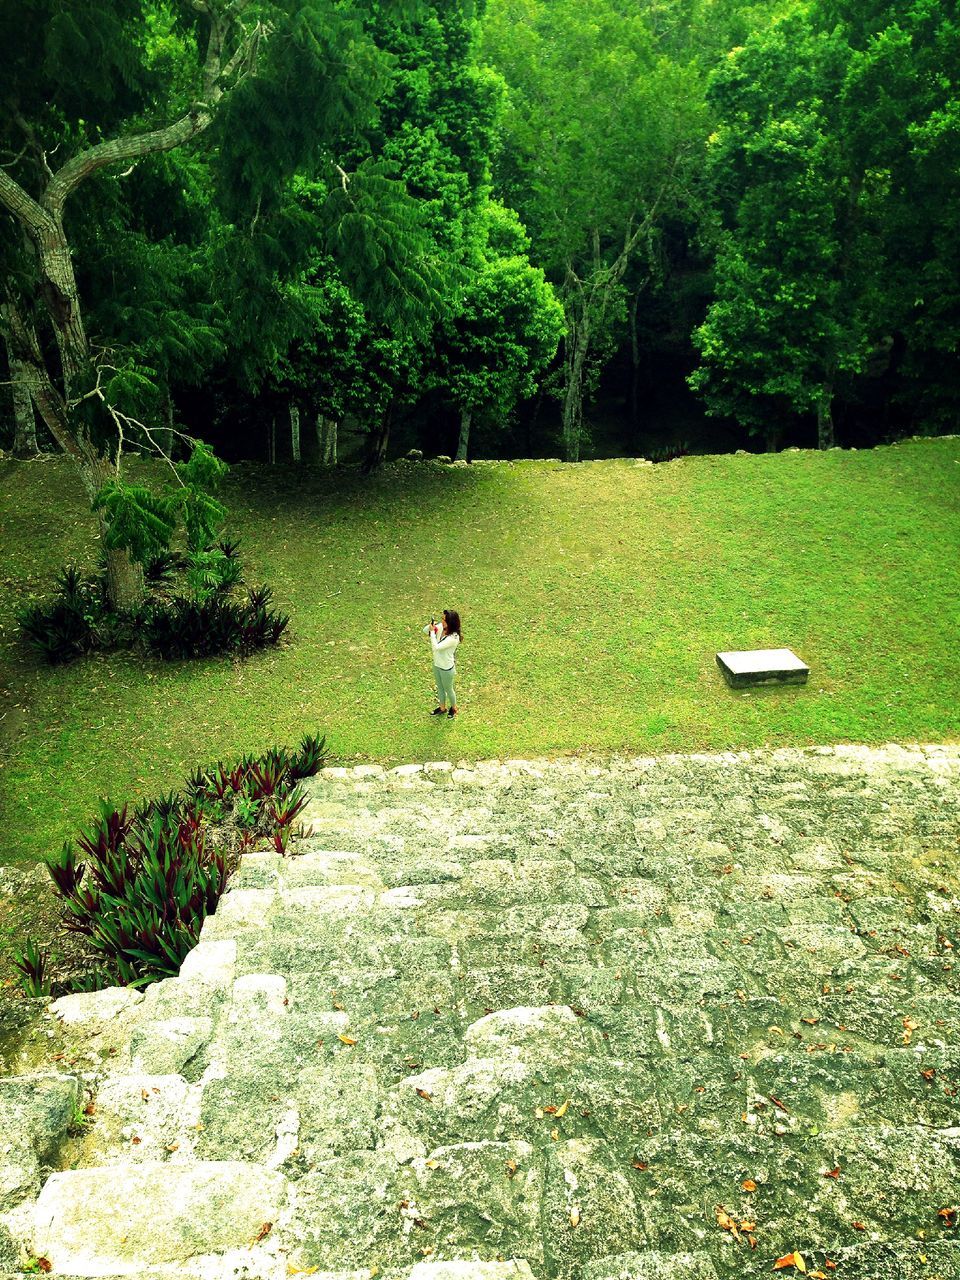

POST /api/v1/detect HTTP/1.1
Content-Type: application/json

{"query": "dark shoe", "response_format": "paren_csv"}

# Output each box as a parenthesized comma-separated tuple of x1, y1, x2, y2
(431, 707, 447, 716)
(447, 707, 458, 717)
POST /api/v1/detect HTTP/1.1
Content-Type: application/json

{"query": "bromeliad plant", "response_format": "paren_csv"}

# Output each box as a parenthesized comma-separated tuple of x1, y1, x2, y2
(33, 731, 328, 993)
(139, 586, 289, 661)
(46, 799, 227, 987)
(12, 937, 52, 998)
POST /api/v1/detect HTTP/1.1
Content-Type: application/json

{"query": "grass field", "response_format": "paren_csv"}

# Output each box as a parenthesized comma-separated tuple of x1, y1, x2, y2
(2, 436, 959, 869)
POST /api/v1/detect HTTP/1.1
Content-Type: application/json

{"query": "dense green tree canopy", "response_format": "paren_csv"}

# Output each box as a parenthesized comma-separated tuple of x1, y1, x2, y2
(1, 0, 957, 485)
(689, 0, 960, 446)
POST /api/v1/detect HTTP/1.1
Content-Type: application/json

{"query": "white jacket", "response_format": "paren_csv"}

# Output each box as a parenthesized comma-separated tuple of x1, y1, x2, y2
(424, 625, 460, 670)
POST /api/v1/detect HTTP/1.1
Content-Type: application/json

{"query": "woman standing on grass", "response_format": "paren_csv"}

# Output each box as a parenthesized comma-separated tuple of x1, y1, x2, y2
(424, 609, 462, 717)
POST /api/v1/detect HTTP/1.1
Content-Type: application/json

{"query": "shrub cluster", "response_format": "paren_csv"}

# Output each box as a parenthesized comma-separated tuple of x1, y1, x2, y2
(140, 586, 289, 661)
(18, 541, 289, 664)
(17, 567, 122, 665)
(14, 732, 327, 996)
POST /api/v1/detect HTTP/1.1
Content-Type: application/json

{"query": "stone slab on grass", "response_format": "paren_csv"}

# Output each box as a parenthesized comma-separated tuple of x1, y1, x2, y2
(716, 648, 810, 687)
(33, 1162, 288, 1272)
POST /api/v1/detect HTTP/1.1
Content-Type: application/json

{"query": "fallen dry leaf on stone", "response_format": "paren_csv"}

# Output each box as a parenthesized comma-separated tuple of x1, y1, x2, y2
(773, 1251, 806, 1272)
(505, 1159, 518, 1178)
(823, 1167, 840, 1179)
(569, 1208, 581, 1227)
(337, 1035, 357, 1046)
(415, 1088, 433, 1102)
(287, 1263, 319, 1275)
(851, 1221, 866, 1231)
(250, 1222, 272, 1245)
(742, 1179, 758, 1192)
(555, 1098, 571, 1117)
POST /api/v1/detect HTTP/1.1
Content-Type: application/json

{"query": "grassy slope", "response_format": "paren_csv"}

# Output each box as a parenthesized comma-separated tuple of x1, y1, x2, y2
(1, 437, 958, 867)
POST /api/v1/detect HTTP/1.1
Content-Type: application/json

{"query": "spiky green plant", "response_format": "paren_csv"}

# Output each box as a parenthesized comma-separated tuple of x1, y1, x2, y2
(12, 938, 51, 998)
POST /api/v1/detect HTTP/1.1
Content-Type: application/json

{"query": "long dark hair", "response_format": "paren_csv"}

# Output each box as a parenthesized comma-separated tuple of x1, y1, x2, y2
(443, 609, 463, 640)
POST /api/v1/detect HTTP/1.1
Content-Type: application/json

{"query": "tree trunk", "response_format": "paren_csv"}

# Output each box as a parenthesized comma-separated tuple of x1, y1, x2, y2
(561, 327, 589, 463)
(37, 219, 90, 399)
(289, 402, 301, 463)
(455, 409, 471, 462)
(528, 388, 543, 457)
(364, 405, 391, 471)
(817, 381, 835, 450)
(629, 286, 642, 440)
(5, 334, 39, 456)
(157, 390, 176, 461)
(77, 456, 144, 610)
(269, 415, 277, 464)
(315, 416, 338, 465)
(764, 423, 784, 453)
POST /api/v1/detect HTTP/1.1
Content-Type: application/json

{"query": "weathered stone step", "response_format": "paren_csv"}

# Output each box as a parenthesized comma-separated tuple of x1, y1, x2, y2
(31, 1161, 287, 1274)
(6, 745, 958, 1279)
(0, 1073, 80, 1210)
(0, 1259, 538, 1279)
(583, 1241, 960, 1280)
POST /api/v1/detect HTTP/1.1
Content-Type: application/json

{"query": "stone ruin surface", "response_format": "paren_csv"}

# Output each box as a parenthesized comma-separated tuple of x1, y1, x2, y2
(1, 743, 959, 1279)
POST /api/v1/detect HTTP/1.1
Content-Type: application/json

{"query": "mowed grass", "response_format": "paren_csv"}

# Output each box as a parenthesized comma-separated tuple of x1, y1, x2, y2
(1, 437, 959, 867)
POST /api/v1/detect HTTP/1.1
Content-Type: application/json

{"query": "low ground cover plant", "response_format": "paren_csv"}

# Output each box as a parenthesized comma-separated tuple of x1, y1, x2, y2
(17, 544, 290, 664)
(13, 733, 326, 996)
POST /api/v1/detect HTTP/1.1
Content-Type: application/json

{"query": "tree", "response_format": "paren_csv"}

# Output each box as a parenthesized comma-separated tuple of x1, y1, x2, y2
(483, 0, 706, 461)
(429, 202, 564, 459)
(0, 0, 431, 606)
(689, 1, 960, 447)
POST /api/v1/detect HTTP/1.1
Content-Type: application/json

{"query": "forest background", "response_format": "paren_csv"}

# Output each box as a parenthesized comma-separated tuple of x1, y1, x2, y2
(3, 0, 958, 495)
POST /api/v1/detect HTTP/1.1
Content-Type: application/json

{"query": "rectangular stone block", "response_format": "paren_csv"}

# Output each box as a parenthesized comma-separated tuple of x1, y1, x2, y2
(33, 1162, 287, 1272)
(716, 648, 810, 687)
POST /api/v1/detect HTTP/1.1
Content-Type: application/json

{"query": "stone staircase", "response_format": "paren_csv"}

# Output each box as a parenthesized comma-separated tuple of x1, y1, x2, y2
(1, 744, 959, 1279)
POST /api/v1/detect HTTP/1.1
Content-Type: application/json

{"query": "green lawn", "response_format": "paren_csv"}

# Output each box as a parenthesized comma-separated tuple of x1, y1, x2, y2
(2, 437, 959, 867)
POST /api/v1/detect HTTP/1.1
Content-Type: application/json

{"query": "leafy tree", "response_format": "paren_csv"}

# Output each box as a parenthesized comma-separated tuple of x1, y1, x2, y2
(689, 1, 960, 447)
(483, 0, 706, 460)
(428, 202, 564, 459)
(0, 0, 435, 606)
